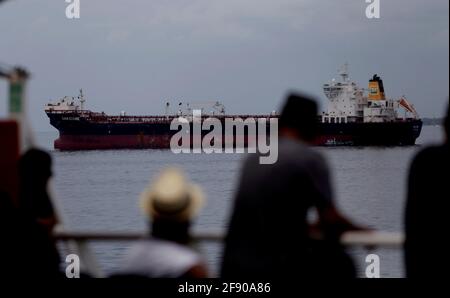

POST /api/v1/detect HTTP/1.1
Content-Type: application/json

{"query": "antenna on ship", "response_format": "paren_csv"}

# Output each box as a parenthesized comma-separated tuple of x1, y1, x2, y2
(165, 102, 170, 116)
(339, 63, 349, 81)
(79, 88, 85, 110)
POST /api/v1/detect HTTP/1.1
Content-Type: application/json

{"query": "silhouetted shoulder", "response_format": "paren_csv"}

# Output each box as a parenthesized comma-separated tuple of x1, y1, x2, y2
(278, 138, 333, 204)
(405, 143, 448, 278)
(411, 144, 448, 171)
(278, 138, 328, 165)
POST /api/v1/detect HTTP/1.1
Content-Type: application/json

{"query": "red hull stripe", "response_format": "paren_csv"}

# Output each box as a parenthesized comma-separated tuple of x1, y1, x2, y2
(53, 134, 359, 150)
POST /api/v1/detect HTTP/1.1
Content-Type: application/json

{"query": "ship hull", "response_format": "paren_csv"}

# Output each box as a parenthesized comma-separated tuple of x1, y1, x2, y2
(315, 121, 422, 146)
(47, 112, 422, 150)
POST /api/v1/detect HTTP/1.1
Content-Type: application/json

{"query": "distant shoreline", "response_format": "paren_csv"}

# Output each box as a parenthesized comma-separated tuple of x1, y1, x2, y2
(421, 118, 444, 126)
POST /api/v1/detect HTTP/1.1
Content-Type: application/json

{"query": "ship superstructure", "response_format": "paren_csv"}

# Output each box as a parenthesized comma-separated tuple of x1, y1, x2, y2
(321, 63, 419, 124)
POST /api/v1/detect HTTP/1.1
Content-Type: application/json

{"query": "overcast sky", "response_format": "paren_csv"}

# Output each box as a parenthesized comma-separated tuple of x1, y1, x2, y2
(0, 0, 448, 131)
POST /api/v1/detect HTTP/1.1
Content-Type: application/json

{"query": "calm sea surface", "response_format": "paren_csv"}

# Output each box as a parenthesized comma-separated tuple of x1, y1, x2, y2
(35, 126, 444, 278)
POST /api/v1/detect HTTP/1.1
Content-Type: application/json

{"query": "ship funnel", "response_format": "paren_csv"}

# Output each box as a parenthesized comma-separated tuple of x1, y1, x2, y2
(368, 74, 386, 101)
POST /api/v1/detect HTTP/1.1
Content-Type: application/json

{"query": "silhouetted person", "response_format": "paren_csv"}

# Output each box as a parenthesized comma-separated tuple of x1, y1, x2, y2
(405, 105, 449, 278)
(17, 149, 61, 277)
(221, 93, 361, 279)
(0, 190, 25, 278)
(115, 168, 208, 278)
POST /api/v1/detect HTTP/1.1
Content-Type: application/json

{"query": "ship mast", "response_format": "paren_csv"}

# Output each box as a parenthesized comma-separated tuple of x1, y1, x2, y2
(79, 88, 85, 110)
(339, 63, 349, 82)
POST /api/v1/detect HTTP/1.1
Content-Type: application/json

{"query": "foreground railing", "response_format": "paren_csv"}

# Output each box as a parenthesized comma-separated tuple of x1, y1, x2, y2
(54, 230, 404, 277)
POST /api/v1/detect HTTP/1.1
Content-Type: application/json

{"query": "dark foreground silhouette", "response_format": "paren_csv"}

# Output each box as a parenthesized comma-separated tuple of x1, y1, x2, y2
(221, 93, 363, 279)
(1, 149, 61, 278)
(405, 105, 449, 278)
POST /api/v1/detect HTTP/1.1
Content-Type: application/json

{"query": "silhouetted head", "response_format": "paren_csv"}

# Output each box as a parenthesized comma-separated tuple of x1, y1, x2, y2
(279, 93, 318, 143)
(140, 168, 204, 244)
(19, 149, 52, 186)
(17, 149, 54, 219)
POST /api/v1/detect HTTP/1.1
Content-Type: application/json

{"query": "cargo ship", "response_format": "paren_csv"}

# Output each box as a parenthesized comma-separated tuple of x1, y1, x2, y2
(45, 65, 422, 150)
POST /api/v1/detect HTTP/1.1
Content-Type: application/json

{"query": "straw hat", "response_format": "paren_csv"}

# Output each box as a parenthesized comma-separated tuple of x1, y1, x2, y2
(140, 168, 204, 221)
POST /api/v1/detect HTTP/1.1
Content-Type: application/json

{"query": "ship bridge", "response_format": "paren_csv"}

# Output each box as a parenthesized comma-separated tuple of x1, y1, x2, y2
(45, 89, 85, 112)
(321, 64, 419, 124)
(322, 64, 366, 124)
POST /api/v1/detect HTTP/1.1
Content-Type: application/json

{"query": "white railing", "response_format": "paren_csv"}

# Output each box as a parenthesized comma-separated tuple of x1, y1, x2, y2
(54, 230, 404, 277)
